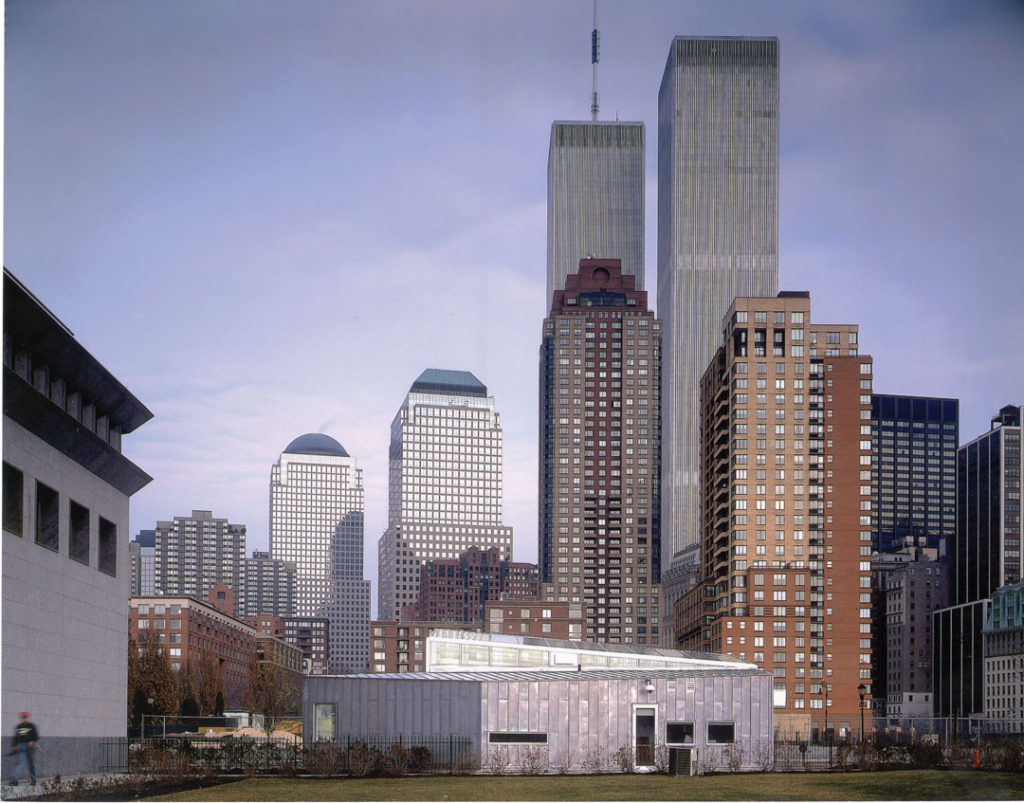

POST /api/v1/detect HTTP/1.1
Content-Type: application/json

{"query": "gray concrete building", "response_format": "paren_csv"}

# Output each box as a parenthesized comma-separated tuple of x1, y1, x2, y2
(657, 37, 779, 594)
(2, 268, 152, 776)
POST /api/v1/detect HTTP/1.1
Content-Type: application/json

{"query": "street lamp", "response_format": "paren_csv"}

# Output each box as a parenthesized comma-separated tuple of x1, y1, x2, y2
(821, 684, 829, 743)
(858, 683, 867, 743)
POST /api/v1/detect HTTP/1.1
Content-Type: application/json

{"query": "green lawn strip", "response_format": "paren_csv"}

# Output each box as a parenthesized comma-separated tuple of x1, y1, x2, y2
(145, 771, 1024, 802)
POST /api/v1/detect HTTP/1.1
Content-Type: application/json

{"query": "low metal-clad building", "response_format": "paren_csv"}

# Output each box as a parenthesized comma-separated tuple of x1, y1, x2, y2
(303, 632, 772, 772)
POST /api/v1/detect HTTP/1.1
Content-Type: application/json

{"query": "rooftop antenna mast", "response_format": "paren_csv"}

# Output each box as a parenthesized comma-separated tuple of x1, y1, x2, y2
(590, 0, 600, 121)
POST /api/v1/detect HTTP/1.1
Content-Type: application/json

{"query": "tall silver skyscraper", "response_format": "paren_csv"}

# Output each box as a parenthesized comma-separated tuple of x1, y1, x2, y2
(658, 37, 779, 574)
(377, 370, 513, 621)
(547, 121, 645, 304)
(270, 433, 370, 672)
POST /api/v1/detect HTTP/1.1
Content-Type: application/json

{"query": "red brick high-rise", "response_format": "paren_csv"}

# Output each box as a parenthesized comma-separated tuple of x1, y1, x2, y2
(539, 259, 662, 645)
(407, 546, 539, 625)
(677, 292, 872, 739)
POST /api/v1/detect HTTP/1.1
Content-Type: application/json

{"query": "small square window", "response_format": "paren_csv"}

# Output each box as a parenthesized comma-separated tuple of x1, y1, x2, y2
(666, 722, 694, 744)
(707, 722, 735, 744)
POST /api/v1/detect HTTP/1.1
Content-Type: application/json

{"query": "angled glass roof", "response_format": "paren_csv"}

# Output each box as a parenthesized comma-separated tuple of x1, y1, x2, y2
(410, 369, 487, 397)
(425, 629, 756, 673)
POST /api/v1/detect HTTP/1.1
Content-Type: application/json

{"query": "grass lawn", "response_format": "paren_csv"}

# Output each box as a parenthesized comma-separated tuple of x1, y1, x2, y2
(146, 770, 1024, 801)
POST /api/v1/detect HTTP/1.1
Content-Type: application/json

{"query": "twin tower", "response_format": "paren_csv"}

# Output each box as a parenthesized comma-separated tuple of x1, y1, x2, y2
(545, 36, 780, 634)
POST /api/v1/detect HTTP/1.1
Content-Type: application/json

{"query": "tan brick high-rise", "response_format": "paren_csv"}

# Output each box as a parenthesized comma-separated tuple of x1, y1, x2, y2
(539, 259, 662, 646)
(677, 292, 872, 738)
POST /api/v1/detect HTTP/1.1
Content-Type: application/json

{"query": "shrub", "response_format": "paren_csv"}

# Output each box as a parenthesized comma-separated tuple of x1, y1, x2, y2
(701, 745, 723, 775)
(381, 743, 410, 777)
(752, 739, 774, 772)
(451, 749, 481, 775)
(723, 743, 745, 773)
(945, 742, 974, 770)
(347, 740, 382, 777)
(552, 747, 576, 775)
(304, 743, 347, 776)
(581, 746, 608, 774)
(485, 746, 511, 775)
(613, 746, 635, 773)
(856, 741, 880, 771)
(409, 745, 433, 773)
(653, 744, 671, 773)
(519, 745, 549, 775)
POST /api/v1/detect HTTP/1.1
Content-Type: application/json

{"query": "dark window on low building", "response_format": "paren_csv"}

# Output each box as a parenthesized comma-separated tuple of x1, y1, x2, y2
(99, 517, 117, 576)
(70, 500, 90, 564)
(666, 721, 695, 744)
(3, 463, 24, 535)
(707, 722, 735, 744)
(488, 732, 548, 744)
(36, 482, 59, 551)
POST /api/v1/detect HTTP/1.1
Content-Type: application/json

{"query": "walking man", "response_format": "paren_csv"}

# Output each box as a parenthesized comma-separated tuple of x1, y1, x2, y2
(9, 711, 38, 786)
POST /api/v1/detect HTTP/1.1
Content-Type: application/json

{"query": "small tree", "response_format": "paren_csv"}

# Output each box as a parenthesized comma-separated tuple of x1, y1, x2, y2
(195, 650, 224, 716)
(139, 642, 180, 717)
(243, 658, 299, 736)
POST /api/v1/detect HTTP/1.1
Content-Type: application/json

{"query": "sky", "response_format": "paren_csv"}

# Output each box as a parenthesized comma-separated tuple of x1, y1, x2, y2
(5, 1, 1023, 615)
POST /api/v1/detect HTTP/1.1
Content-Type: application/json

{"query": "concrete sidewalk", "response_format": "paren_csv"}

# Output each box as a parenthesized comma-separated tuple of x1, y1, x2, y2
(1, 774, 123, 800)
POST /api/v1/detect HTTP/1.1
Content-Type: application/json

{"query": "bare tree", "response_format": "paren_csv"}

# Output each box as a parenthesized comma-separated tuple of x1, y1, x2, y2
(243, 658, 299, 735)
(129, 638, 179, 721)
(194, 650, 224, 716)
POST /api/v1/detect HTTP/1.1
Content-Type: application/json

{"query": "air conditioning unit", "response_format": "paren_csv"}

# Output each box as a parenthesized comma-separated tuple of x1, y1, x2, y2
(669, 746, 697, 776)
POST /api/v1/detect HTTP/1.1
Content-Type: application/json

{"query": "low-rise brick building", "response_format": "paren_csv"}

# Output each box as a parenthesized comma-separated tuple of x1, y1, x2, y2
(130, 589, 257, 708)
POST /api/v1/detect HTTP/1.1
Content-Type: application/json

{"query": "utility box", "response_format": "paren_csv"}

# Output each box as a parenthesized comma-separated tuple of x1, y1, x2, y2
(669, 746, 697, 776)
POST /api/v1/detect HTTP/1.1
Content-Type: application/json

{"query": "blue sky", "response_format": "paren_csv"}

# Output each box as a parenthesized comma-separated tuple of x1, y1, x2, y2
(5, 1, 1023, 612)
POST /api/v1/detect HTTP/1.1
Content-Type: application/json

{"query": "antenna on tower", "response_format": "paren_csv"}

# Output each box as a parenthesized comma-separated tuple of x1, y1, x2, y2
(590, 0, 599, 121)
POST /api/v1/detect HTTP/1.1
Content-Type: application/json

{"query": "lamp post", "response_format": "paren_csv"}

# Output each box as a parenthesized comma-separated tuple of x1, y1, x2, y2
(858, 683, 867, 743)
(821, 684, 829, 743)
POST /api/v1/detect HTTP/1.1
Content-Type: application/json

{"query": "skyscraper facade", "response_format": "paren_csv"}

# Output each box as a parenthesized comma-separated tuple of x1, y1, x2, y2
(270, 433, 370, 672)
(129, 529, 156, 596)
(678, 292, 872, 739)
(377, 370, 513, 621)
(871, 394, 958, 554)
(152, 510, 246, 613)
(933, 405, 1023, 718)
(539, 259, 662, 645)
(242, 550, 297, 619)
(658, 37, 780, 584)
(547, 121, 645, 304)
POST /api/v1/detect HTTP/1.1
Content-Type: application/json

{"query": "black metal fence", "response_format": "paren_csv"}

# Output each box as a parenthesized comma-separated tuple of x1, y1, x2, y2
(99, 734, 474, 776)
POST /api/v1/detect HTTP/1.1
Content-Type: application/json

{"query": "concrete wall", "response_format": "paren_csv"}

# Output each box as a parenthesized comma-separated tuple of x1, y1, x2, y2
(3, 419, 131, 777)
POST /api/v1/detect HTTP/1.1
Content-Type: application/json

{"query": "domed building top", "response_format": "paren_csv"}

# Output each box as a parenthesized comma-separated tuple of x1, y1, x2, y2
(283, 433, 349, 458)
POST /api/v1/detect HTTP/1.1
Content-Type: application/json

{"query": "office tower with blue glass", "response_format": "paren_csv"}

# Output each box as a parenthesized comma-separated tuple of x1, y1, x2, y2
(933, 405, 1023, 720)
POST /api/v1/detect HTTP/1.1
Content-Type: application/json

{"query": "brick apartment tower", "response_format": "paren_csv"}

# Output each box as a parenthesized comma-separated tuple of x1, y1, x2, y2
(410, 546, 540, 626)
(677, 292, 872, 739)
(539, 259, 662, 646)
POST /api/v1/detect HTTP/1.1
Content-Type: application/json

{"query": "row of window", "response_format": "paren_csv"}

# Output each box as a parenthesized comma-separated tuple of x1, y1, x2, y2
(3, 462, 117, 575)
